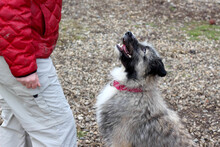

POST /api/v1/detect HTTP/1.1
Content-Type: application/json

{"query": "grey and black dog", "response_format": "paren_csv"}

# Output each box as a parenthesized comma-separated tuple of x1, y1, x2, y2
(96, 32, 195, 147)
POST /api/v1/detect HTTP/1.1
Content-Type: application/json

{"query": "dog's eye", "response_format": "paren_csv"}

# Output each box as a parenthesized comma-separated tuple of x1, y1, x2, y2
(142, 48, 146, 54)
(142, 46, 151, 54)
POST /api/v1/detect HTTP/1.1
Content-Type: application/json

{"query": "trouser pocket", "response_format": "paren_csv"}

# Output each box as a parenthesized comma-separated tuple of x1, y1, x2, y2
(13, 73, 70, 117)
(39, 75, 70, 115)
(32, 93, 52, 114)
(13, 75, 52, 115)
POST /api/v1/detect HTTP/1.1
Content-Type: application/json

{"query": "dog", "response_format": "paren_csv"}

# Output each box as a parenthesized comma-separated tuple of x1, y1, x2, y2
(96, 32, 195, 147)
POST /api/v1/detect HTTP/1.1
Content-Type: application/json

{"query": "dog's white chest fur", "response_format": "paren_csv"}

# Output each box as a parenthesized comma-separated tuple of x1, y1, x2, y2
(96, 67, 126, 123)
(96, 84, 117, 123)
(96, 84, 117, 108)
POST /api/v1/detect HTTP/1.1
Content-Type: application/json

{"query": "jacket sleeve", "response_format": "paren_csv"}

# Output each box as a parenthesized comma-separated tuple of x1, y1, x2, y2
(0, 0, 37, 77)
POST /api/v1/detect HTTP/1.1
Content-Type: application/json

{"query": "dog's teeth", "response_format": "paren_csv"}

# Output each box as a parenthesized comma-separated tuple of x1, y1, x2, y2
(128, 54, 131, 58)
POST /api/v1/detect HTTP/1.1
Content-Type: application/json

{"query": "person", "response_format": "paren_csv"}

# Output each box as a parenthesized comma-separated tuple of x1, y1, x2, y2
(0, 0, 77, 146)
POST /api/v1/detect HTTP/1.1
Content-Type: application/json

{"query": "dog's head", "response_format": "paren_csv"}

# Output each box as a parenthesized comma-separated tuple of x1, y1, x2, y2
(116, 32, 166, 80)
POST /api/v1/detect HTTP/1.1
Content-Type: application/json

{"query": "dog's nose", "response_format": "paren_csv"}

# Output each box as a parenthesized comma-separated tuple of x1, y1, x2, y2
(125, 31, 133, 37)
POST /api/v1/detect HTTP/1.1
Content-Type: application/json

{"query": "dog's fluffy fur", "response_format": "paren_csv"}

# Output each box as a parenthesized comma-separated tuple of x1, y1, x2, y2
(96, 32, 195, 147)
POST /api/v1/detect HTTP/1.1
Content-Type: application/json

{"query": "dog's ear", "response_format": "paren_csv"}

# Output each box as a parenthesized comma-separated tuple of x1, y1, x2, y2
(148, 58, 167, 77)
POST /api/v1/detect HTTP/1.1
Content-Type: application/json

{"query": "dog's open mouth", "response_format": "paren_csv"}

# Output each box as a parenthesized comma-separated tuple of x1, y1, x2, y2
(116, 41, 132, 58)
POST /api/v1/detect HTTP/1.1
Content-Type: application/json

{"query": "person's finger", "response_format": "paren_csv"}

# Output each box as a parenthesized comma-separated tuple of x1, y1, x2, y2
(30, 79, 40, 89)
(17, 79, 28, 87)
(36, 77, 41, 87)
(27, 80, 37, 89)
(37, 82, 41, 87)
(21, 81, 26, 86)
(26, 83, 32, 89)
(31, 83, 37, 89)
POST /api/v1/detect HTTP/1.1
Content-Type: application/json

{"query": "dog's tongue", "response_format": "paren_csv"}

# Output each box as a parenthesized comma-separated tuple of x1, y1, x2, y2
(122, 44, 129, 54)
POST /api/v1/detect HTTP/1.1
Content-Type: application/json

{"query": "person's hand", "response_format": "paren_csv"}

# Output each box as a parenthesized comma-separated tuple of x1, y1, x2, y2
(16, 72, 41, 89)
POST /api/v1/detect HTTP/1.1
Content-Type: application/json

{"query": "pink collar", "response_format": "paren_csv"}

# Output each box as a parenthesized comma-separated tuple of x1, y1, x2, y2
(113, 80, 143, 93)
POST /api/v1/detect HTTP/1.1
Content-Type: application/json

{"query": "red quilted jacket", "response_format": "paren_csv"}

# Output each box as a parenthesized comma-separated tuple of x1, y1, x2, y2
(0, 0, 62, 77)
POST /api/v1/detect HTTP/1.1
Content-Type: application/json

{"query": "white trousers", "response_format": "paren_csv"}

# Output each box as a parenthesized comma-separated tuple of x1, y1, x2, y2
(0, 57, 77, 147)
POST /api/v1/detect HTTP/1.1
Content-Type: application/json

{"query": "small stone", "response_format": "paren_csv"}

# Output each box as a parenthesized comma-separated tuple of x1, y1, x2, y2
(189, 50, 196, 54)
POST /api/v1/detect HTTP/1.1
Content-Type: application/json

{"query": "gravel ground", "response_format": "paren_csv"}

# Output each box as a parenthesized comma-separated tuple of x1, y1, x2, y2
(1, 0, 220, 146)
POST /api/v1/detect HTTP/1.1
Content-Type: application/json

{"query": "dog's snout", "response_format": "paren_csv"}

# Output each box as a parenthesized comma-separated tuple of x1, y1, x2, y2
(123, 31, 134, 43)
(125, 31, 133, 37)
